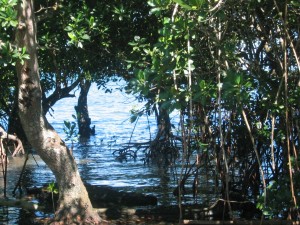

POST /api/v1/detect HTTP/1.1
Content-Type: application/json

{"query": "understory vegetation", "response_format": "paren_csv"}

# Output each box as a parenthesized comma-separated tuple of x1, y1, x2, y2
(0, 0, 299, 222)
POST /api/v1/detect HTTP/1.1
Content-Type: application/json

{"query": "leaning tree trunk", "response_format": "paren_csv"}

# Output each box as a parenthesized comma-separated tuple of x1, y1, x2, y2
(75, 79, 95, 138)
(15, 0, 102, 224)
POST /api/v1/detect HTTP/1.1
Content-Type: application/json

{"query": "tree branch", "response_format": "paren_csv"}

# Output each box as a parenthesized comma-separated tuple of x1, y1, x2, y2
(35, 3, 58, 23)
(42, 77, 81, 114)
(0, 126, 25, 157)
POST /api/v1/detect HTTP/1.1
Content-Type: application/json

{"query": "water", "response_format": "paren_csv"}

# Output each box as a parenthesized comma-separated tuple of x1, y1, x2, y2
(0, 81, 180, 224)
(46, 81, 177, 195)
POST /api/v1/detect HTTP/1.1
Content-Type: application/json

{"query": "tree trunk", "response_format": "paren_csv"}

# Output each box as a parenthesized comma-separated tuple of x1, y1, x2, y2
(75, 79, 95, 138)
(155, 103, 172, 141)
(7, 89, 27, 142)
(15, 0, 102, 224)
(42, 77, 81, 116)
(149, 103, 175, 163)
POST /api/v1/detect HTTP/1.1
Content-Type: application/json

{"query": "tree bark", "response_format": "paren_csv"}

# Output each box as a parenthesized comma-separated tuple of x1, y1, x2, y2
(155, 104, 172, 140)
(148, 103, 175, 163)
(42, 77, 81, 116)
(7, 89, 27, 142)
(15, 0, 102, 224)
(75, 79, 95, 138)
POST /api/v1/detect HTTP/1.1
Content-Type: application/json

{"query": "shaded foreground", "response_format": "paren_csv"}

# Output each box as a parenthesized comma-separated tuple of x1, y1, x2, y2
(183, 221, 300, 225)
(10, 185, 297, 225)
(30, 208, 300, 225)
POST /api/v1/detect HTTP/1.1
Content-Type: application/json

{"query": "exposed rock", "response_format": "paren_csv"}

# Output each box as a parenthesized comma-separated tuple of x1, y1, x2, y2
(25, 185, 261, 222)
(135, 199, 261, 222)
(26, 184, 158, 210)
(85, 184, 158, 207)
(208, 199, 262, 220)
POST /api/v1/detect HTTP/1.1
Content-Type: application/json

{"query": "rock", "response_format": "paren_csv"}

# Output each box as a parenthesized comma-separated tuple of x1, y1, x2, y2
(85, 184, 158, 207)
(26, 184, 157, 210)
(209, 199, 262, 220)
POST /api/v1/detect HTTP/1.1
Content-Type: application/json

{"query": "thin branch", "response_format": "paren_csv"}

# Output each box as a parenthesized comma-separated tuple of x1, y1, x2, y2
(209, 0, 225, 12)
(273, 0, 300, 76)
(242, 109, 266, 224)
(35, 3, 58, 23)
(172, 3, 179, 91)
(270, 115, 276, 171)
(281, 0, 297, 210)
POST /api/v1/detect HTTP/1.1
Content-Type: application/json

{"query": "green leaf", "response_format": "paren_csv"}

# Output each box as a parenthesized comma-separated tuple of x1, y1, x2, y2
(235, 75, 241, 84)
(64, 26, 73, 32)
(81, 34, 90, 40)
(173, 0, 192, 10)
(9, 20, 17, 27)
(130, 114, 137, 123)
(22, 47, 27, 54)
(199, 80, 206, 89)
(291, 1, 300, 7)
(89, 16, 95, 26)
(22, 54, 30, 60)
(67, 32, 76, 40)
(190, 0, 204, 9)
(64, 121, 71, 129)
(163, 17, 170, 24)
(128, 41, 137, 46)
(150, 7, 162, 15)
(147, 0, 156, 7)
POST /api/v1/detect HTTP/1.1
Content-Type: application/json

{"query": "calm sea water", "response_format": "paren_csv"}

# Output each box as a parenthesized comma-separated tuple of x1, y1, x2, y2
(0, 81, 181, 224)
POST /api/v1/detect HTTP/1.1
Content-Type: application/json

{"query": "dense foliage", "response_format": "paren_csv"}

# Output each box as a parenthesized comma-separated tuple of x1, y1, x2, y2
(0, 0, 157, 136)
(125, 0, 300, 218)
(0, 0, 299, 220)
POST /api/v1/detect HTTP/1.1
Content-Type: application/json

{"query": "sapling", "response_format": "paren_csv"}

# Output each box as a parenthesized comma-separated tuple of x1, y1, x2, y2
(47, 181, 58, 214)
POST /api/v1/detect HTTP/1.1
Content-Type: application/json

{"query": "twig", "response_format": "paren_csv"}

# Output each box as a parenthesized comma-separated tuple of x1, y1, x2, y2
(13, 151, 30, 196)
(242, 109, 266, 225)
